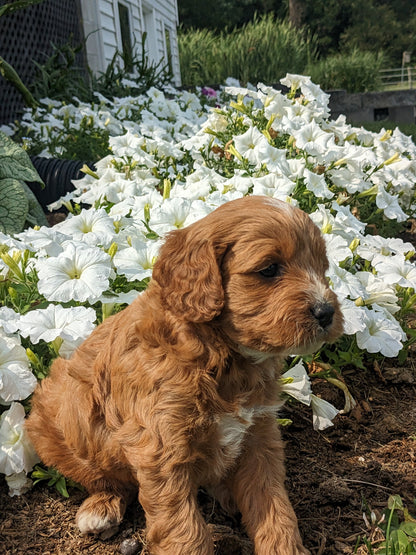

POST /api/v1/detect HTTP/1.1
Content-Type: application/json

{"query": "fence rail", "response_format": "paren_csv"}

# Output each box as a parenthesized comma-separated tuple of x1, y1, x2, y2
(379, 66, 416, 89)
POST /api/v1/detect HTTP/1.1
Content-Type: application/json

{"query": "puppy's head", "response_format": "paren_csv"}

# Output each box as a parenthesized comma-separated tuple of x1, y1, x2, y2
(152, 196, 343, 356)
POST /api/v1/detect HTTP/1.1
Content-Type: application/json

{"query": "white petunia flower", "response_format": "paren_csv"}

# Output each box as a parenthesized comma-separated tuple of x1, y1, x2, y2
(54, 208, 116, 248)
(357, 235, 414, 263)
(375, 185, 408, 222)
(251, 173, 296, 201)
(356, 272, 400, 314)
(303, 168, 333, 199)
(338, 298, 367, 335)
(310, 204, 335, 234)
(149, 198, 211, 236)
(0, 334, 37, 403)
(15, 226, 69, 257)
(36, 242, 112, 303)
(233, 126, 268, 164)
(327, 260, 366, 299)
(280, 73, 313, 91)
(374, 255, 416, 290)
(109, 130, 145, 157)
(331, 202, 366, 240)
(255, 142, 287, 172)
(292, 121, 335, 157)
(6, 471, 33, 496)
(18, 304, 96, 344)
(310, 394, 339, 431)
(0, 307, 20, 335)
(281, 362, 312, 405)
(0, 402, 40, 475)
(101, 177, 140, 204)
(113, 239, 163, 281)
(324, 234, 352, 264)
(355, 306, 404, 357)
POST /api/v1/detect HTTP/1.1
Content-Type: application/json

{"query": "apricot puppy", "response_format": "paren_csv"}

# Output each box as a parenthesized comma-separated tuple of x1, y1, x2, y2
(27, 195, 343, 554)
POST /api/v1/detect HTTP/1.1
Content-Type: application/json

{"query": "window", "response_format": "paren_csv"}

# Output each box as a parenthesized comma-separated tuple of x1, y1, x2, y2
(118, 2, 133, 71)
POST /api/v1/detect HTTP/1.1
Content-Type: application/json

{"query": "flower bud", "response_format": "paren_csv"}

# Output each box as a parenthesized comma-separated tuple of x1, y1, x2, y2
(26, 348, 40, 367)
(81, 164, 99, 180)
(1, 253, 24, 280)
(163, 179, 171, 200)
(349, 238, 360, 252)
(107, 242, 118, 260)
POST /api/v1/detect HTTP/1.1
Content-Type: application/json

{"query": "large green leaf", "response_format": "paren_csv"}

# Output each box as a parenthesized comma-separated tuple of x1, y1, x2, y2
(0, 131, 44, 184)
(23, 182, 49, 228)
(0, 178, 29, 234)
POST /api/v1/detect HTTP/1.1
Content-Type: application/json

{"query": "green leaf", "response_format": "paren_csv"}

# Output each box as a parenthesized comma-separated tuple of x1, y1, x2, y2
(55, 476, 69, 498)
(0, 178, 28, 234)
(23, 183, 49, 228)
(390, 529, 412, 551)
(0, 131, 44, 184)
(401, 522, 416, 538)
(389, 495, 405, 511)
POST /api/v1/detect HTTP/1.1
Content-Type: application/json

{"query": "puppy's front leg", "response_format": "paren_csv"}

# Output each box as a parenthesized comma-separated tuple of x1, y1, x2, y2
(135, 460, 213, 555)
(231, 417, 310, 555)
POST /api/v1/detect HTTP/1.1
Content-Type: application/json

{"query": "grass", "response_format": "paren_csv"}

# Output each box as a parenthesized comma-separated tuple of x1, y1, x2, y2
(178, 14, 318, 86)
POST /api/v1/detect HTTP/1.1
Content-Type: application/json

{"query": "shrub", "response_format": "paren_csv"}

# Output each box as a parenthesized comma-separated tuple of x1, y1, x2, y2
(307, 49, 384, 93)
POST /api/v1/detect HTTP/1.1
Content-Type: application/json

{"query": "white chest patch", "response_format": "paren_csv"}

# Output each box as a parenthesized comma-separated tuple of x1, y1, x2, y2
(216, 404, 283, 462)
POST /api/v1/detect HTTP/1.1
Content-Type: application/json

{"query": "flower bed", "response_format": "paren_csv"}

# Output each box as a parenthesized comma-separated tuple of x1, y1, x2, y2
(1, 75, 416, 496)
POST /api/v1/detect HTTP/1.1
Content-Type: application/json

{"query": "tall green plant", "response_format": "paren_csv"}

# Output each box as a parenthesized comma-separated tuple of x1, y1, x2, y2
(178, 14, 318, 86)
(28, 33, 173, 103)
(29, 40, 92, 103)
(92, 33, 173, 98)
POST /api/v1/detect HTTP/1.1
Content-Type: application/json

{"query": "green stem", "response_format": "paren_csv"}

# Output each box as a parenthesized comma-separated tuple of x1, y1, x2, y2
(0, 56, 38, 108)
(385, 498, 397, 555)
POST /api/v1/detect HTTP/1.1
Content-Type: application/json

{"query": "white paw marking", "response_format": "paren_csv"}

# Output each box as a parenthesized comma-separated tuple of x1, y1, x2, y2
(77, 511, 117, 536)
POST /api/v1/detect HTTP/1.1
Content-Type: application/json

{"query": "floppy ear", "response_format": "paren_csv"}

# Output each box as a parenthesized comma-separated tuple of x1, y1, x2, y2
(152, 227, 225, 323)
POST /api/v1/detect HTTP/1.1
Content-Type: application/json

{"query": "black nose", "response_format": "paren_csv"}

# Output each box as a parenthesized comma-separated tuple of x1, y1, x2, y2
(311, 302, 335, 329)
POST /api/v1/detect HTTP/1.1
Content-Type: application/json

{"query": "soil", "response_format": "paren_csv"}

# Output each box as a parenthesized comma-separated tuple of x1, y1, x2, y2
(1, 229, 416, 555)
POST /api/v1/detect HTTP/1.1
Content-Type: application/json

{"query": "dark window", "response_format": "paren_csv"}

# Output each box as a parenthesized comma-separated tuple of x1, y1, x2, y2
(164, 26, 173, 75)
(374, 107, 389, 121)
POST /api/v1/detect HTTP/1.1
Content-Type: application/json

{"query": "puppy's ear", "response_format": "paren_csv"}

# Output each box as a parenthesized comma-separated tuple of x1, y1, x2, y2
(152, 228, 225, 323)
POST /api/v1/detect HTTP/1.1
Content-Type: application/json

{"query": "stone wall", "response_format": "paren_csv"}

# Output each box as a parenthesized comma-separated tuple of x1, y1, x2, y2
(328, 89, 416, 124)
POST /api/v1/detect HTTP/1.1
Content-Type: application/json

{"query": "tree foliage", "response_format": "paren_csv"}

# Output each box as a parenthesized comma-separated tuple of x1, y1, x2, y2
(178, 0, 416, 65)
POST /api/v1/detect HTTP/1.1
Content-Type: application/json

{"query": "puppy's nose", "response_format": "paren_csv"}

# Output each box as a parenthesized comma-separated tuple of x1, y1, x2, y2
(311, 302, 335, 329)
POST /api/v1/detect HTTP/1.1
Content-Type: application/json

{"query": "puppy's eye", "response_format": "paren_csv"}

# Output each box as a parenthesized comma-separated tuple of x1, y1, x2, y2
(258, 263, 280, 278)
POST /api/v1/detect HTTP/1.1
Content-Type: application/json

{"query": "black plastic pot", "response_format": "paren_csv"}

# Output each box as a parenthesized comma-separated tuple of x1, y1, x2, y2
(27, 157, 95, 210)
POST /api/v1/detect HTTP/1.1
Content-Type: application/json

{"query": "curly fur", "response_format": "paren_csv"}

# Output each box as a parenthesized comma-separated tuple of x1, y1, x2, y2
(26, 196, 343, 554)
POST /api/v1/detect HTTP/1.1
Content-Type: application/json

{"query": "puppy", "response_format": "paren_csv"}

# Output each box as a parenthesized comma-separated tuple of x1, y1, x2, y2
(27, 195, 343, 555)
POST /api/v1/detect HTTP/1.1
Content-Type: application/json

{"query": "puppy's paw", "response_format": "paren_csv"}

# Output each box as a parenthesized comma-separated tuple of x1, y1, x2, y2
(76, 493, 126, 539)
(77, 512, 119, 539)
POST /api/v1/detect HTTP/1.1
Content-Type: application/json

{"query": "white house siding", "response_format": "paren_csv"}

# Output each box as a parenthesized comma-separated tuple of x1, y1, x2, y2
(79, 0, 181, 85)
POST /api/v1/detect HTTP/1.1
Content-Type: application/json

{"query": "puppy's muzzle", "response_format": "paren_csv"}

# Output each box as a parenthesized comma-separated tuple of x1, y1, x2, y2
(311, 302, 335, 330)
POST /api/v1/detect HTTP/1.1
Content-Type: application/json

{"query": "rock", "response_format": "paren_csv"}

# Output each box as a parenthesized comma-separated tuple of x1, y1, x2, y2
(383, 367, 415, 384)
(119, 537, 142, 555)
(318, 476, 353, 504)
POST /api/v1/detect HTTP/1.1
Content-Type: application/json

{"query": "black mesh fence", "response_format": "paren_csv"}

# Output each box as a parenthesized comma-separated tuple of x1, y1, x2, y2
(0, 0, 86, 124)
